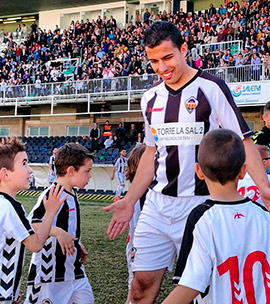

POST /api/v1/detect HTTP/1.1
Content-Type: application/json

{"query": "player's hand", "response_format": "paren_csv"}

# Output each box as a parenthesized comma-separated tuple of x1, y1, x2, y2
(80, 243, 88, 264)
(12, 293, 22, 304)
(103, 198, 134, 239)
(43, 184, 68, 214)
(51, 171, 55, 176)
(56, 229, 77, 256)
(111, 176, 114, 180)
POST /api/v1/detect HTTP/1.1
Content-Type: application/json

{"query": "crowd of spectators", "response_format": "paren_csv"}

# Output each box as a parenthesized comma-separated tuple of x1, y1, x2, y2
(0, 0, 269, 90)
(89, 120, 144, 153)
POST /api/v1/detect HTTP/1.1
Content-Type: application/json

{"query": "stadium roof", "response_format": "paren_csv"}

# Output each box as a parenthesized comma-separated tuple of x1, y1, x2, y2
(0, 0, 121, 18)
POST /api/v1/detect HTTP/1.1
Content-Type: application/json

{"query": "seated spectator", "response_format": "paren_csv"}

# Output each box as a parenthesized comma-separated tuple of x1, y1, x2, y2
(104, 135, 114, 150)
(112, 135, 123, 150)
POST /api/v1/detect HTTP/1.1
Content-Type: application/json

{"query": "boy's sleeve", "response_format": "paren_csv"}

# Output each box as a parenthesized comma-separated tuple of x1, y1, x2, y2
(173, 203, 213, 293)
(29, 190, 48, 224)
(178, 221, 212, 293)
(3, 202, 34, 243)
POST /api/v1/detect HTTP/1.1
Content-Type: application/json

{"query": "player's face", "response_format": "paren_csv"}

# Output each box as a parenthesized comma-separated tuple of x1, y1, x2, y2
(8, 151, 32, 191)
(262, 151, 270, 171)
(121, 150, 126, 157)
(53, 148, 58, 155)
(73, 158, 93, 189)
(145, 40, 188, 90)
(263, 112, 270, 129)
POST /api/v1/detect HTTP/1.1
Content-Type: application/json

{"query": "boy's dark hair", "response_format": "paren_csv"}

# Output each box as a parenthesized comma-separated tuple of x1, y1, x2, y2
(55, 143, 94, 177)
(198, 129, 245, 185)
(0, 137, 25, 171)
(143, 21, 184, 49)
(126, 145, 146, 182)
(263, 101, 270, 113)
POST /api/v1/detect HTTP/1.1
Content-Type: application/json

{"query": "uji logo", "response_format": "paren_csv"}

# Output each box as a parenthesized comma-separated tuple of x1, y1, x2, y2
(151, 127, 158, 142)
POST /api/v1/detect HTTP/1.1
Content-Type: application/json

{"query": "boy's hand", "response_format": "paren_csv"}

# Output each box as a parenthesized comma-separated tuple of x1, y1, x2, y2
(12, 293, 22, 304)
(56, 229, 77, 256)
(80, 243, 88, 264)
(43, 184, 68, 214)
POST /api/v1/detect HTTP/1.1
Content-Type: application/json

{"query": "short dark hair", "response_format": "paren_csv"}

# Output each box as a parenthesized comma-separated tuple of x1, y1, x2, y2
(198, 129, 245, 185)
(55, 143, 94, 177)
(263, 101, 270, 113)
(0, 137, 25, 171)
(143, 21, 184, 49)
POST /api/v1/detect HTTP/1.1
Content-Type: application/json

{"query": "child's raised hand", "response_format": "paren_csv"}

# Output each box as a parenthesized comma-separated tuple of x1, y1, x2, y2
(43, 184, 68, 214)
(56, 229, 77, 256)
(80, 243, 88, 264)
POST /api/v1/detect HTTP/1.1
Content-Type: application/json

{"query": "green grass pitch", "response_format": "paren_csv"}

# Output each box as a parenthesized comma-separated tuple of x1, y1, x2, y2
(17, 196, 174, 304)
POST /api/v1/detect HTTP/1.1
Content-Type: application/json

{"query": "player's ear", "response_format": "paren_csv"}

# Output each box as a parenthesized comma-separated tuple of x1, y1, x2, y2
(66, 166, 75, 176)
(238, 163, 247, 180)
(194, 162, 205, 180)
(180, 42, 188, 57)
(0, 167, 9, 182)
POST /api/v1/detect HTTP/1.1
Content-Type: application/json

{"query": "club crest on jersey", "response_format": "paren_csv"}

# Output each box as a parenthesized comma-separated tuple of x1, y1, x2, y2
(131, 247, 137, 262)
(185, 97, 198, 114)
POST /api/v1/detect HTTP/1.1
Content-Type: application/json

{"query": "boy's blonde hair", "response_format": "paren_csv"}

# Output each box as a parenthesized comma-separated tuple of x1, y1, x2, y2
(126, 145, 146, 182)
(0, 137, 25, 171)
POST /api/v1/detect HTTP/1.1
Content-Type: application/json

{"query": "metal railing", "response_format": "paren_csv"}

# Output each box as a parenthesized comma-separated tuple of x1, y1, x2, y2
(199, 40, 243, 55)
(0, 66, 269, 118)
(0, 74, 159, 101)
(205, 63, 269, 83)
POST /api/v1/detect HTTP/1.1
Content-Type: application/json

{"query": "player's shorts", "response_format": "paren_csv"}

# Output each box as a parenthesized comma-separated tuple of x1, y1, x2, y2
(131, 190, 210, 272)
(115, 172, 125, 185)
(25, 277, 94, 304)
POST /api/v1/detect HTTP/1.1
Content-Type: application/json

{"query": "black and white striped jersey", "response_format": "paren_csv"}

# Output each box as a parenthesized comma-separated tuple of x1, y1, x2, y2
(173, 198, 270, 303)
(114, 156, 128, 174)
(27, 185, 86, 285)
(141, 70, 252, 197)
(0, 192, 34, 302)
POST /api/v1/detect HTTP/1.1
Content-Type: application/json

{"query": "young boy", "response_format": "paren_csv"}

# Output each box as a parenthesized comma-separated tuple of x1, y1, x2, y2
(238, 144, 270, 206)
(163, 129, 270, 304)
(111, 148, 127, 199)
(0, 138, 66, 303)
(48, 147, 58, 185)
(124, 145, 146, 304)
(25, 143, 94, 304)
(253, 101, 270, 148)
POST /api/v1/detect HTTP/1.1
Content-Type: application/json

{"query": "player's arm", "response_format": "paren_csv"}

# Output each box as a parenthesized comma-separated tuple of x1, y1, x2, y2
(48, 159, 54, 175)
(32, 223, 76, 256)
(103, 145, 156, 239)
(162, 285, 199, 304)
(243, 137, 270, 210)
(23, 185, 67, 252)
(111, 165, 116, 180)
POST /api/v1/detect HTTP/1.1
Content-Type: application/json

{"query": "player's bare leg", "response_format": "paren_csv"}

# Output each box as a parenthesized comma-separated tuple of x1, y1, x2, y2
(130, 268, 166, 304)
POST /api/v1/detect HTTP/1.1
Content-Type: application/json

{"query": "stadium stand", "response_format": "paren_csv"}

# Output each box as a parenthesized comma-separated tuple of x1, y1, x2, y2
(0, 0, 269, 91)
